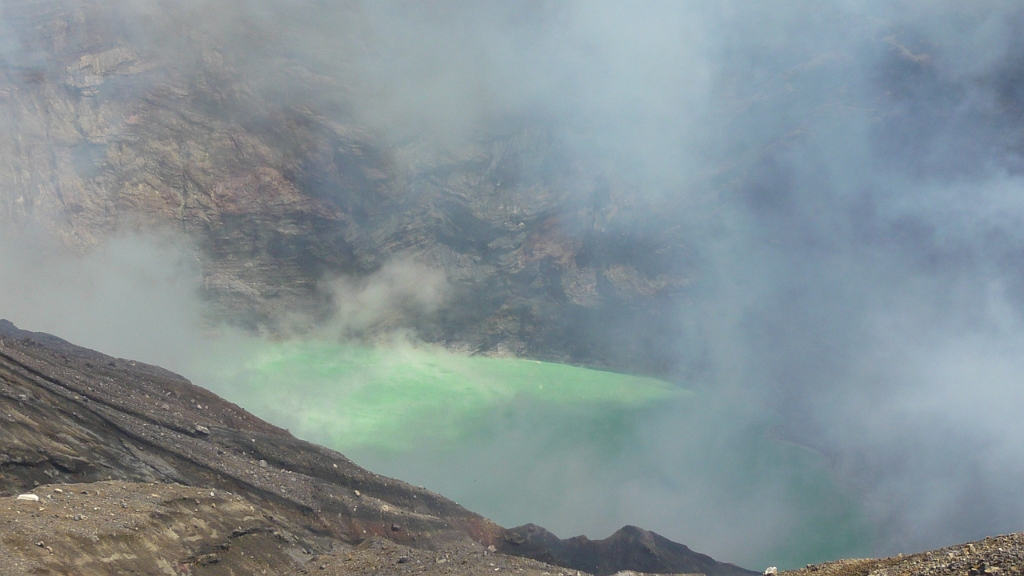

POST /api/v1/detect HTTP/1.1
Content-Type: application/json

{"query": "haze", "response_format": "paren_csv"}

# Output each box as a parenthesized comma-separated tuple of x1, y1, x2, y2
(1, 0, 1023, 567)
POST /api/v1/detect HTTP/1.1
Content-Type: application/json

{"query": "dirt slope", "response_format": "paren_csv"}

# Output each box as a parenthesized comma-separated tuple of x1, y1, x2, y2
(783, 533, 1024, 576)
(0, 319, 758, 576)
(0, 480, 597, 576)
(1, 481, 318, 575)
(0, 319, 501, 552)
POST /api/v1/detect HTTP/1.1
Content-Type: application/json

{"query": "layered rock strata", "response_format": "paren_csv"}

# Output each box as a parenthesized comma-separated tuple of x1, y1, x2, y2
(0, 0, 694, 374)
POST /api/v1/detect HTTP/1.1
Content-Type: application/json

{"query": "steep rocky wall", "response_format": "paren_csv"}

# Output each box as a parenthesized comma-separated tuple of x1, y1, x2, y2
(0, 0, 696, 373)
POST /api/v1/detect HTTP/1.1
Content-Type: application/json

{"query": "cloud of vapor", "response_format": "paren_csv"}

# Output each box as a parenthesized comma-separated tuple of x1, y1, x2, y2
(0, 229, 448, 360)
(0, 230, 212, 373)
(685, 2, 1024, 555)
(302, 0, 1024, 561)
(4, 0, 1024, 569)
(319, 257, 449, 340)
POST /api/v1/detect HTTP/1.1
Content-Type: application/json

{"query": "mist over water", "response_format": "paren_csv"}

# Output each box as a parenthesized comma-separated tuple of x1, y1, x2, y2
(2, 0, 1024, 570)
(201, 339, 871, 568)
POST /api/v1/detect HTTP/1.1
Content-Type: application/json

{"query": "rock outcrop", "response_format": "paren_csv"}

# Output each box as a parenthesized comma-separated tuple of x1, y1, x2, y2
(500, 524, 756, 576)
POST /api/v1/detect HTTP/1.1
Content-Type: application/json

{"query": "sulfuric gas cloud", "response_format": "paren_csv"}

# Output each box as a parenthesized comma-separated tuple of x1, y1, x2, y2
(2, 0, 1024, 568)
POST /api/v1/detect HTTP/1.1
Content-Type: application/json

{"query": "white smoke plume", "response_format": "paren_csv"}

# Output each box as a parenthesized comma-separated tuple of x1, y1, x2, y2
(320, 257, 449, 340)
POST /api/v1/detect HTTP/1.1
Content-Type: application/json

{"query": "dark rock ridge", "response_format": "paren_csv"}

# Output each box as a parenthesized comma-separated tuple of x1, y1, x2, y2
(0, 319, 754, 575)
(500, 524, 756, 576)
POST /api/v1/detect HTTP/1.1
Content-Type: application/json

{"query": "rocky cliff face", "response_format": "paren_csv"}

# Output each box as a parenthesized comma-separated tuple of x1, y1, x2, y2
(0, 0, 695, 374)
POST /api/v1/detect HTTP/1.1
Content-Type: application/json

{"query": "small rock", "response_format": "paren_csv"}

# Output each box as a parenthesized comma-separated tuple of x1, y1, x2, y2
(259, 459, 268, 468)
(16, 494, 40, 502)
(488, 545, 497, 552)
(392, 523, 402, 532)
(195, 425, 210, 435)
(764, 568, 778, 576)
(397, 556, 410, 564)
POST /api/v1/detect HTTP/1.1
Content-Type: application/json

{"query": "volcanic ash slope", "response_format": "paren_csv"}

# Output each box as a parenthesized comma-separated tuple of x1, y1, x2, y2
(0, 319, 753, 576)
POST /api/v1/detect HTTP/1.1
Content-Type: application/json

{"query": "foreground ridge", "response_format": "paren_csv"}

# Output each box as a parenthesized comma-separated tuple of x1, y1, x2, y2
(0, 319, 755, 576)
(785, 534, 1024, 576)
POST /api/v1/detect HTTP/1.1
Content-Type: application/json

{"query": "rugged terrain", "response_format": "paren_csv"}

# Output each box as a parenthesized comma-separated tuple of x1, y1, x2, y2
(4, 316, 1024, 576)
(0, 480, 573, 575)
(783, 534, 1024, 576)
(0, 0, 695, 375)
(0, 319, 758, 576)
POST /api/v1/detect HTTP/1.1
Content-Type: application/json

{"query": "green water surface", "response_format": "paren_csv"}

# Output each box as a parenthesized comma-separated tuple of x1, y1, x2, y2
(206, 340, 872, 569)
(215, 341, 682, 452)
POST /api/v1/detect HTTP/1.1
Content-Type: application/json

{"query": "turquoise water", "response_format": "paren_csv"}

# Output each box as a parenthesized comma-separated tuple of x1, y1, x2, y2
(205, 340, 872, 569)
(212, 341, 682, 451)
